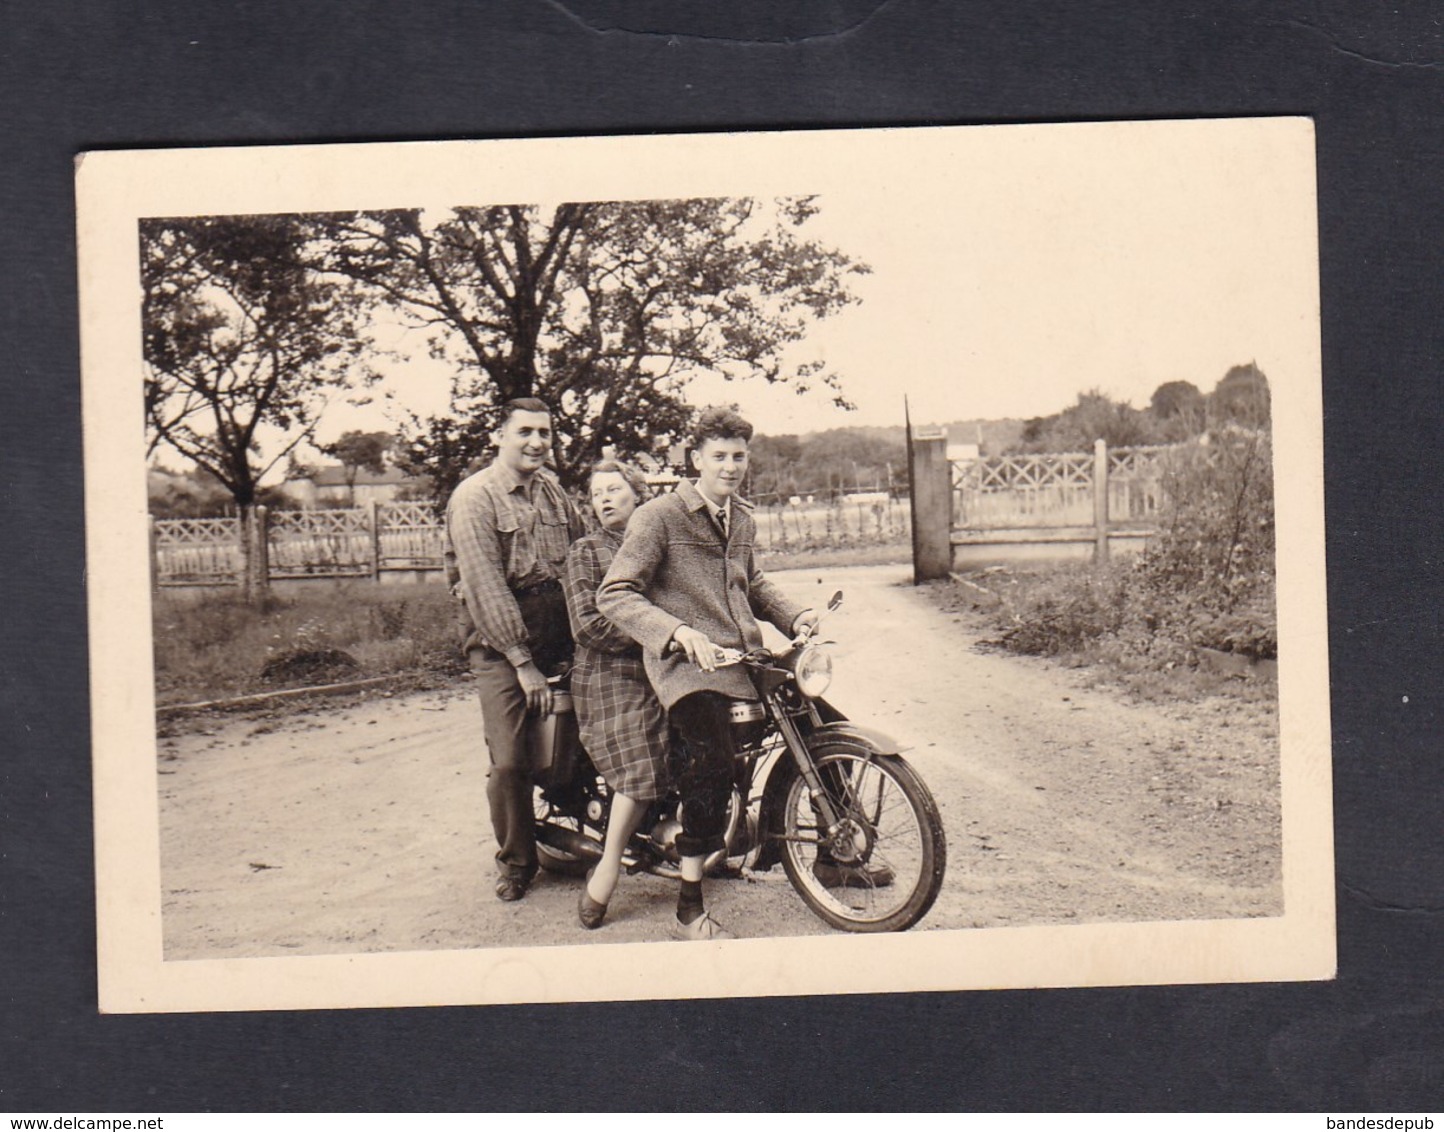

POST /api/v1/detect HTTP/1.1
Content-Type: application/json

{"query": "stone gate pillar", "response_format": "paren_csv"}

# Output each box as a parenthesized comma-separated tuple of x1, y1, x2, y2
(908, 428, 952, 583)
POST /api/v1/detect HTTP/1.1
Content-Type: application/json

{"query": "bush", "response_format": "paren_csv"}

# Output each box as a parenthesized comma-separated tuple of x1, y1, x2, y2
(986, 428, 1276, 670)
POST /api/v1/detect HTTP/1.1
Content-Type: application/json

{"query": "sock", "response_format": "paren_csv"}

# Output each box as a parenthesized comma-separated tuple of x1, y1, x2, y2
(677, 879, 704, 924)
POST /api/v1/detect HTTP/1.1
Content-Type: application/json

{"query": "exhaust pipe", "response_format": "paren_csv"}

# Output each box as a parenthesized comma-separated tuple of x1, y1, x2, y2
(536, 823, 603, 863)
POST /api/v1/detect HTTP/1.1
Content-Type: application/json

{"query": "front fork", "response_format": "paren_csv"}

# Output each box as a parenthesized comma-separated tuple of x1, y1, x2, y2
(769, 701, 845, 833)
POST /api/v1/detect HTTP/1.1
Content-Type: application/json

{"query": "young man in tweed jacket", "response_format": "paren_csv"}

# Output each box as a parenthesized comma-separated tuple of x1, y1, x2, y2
(597, 407, 819, 939)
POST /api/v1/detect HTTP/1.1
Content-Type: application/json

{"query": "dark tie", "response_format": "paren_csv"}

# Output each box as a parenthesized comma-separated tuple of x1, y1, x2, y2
(716, 508, 728, 537)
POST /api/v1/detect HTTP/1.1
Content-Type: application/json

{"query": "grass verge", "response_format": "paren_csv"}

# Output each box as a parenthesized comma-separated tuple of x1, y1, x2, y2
(151, 541, 897, 716)
(152, 581, 466, 709)
(928, 563, 1278, 704)
(757, 541, 909, 572)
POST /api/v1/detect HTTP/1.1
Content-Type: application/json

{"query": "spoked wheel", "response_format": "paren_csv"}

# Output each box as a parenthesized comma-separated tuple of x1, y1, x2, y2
(779, 746, 946, 932)
(533, 788, 596, 877)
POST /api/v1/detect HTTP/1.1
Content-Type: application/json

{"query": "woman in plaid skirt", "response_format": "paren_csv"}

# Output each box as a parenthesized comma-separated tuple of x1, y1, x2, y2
(563, 459, 669, 929)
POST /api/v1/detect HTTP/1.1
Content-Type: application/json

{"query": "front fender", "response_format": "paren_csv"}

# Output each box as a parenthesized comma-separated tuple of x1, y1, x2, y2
(752, 717, 905, 872)
(805, 720, 904, 757)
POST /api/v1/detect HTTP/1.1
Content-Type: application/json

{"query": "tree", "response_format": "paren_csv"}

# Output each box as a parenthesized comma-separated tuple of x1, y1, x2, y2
(318, 197, 868, 498)
(748, 433, 804, 499)
(1210, 362, 1271, 429)
(321, 429, 394, 503)
(141, 214, 365, 596)
(1016, 389, 1165, 453)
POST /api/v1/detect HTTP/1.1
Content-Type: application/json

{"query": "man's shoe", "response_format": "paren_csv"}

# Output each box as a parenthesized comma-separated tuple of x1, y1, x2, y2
(495, 873, 533, 902)
(669, 910, 734, 941)
(812, 859, 896, 889)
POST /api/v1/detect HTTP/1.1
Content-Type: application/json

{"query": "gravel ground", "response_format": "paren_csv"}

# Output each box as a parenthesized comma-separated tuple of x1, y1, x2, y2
(158, 563, 1281, 958)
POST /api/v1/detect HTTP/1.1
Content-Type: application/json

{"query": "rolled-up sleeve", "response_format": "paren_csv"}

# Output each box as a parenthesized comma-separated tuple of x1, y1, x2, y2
(596, 505, 686, 658)
(446, 482, 531, 668)
(564, 539, 638, 655)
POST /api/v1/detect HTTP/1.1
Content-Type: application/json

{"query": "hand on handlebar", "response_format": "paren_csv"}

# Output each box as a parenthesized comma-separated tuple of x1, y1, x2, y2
(670, 625, 726, 673)
(791, 608, 822, 646)
(515, 660, 553, 715)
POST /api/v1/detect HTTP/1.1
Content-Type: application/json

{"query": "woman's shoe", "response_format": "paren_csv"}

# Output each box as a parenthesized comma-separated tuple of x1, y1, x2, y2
(578, 869, 608, 930)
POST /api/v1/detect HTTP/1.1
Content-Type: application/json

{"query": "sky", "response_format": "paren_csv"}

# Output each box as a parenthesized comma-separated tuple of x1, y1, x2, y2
(148, 119, 1315, 475)
(310, 121, 1316, 453)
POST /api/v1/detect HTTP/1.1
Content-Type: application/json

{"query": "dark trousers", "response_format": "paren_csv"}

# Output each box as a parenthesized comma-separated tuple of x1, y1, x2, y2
(470, 649, 537, 879)
(669, 691, 739, 858)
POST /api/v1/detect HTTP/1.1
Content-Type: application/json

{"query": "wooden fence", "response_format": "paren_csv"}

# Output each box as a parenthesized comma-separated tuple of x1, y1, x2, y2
(151, 491, 910, 588)
(749, 491, 911, 551)
(152, 501, 448, 587)
(909, 434, 1176, 579)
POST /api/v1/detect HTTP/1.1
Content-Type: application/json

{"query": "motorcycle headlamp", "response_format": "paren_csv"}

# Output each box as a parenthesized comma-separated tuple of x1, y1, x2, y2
(793, 644, 833, 699)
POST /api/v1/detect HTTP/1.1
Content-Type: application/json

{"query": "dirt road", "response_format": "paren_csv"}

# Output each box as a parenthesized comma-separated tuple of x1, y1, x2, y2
(158, 564, 1281, 959)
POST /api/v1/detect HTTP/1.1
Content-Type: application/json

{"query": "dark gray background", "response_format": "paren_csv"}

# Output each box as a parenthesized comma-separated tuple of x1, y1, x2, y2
(4, 0, 1441, 1111)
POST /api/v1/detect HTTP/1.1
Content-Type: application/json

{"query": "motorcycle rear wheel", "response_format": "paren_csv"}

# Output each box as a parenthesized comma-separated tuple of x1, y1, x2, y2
(533, 789, 595, 877)
(778, 746, 946, 932)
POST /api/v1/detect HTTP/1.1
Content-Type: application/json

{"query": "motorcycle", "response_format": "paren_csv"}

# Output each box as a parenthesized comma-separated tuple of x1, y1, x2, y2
(530, 592, 948, 933)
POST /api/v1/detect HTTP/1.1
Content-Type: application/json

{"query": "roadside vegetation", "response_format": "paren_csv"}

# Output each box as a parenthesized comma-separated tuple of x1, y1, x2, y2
(152, 581, 463, 710)
(947, 423, 1276, 700)
(150, 535, 901, 717)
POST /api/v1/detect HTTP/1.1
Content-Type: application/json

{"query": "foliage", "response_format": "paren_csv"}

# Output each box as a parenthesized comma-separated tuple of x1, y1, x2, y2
(1009, 367, 1273, 456)
(322, 429, 393, 478)
(141, 214, 370, 597)
(1140, 427, 1275, 617)
(749, 428, 904, 499)
(319, 429, 395, 503)
(317, 197, 869, 497)
(141, 214, 368, 508)
(152, 582, 463, 706)
(147, 465, 301, 519)
(1210, 362, 1271, 428)
(1149, 379, 1204, 422)
(1018, 389, 1169, 453)
(985, 426, 1277, 668)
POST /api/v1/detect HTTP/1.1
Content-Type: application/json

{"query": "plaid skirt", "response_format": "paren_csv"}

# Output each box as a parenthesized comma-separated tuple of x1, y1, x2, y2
(572, 644, 669, 803)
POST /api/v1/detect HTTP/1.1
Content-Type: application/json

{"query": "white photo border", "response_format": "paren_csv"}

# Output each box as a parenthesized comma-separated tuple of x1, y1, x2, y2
(78, 120, 1334, 1013)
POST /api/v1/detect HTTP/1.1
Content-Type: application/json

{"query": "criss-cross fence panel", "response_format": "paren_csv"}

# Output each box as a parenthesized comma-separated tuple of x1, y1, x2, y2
(1107, 445, 1171, 523)
(268, 508, 372, 577)
(153, 516, 243, 584)
(153, 503, 451, 586)
(953, 452, 1098, 528)
(952, 445, 1174, 532)
(378, 501, 445, 568)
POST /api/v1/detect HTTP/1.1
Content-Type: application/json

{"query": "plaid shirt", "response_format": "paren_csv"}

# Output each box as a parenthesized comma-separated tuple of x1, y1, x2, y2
(444, 460, 584, 667)
(563, 526, 640, 659)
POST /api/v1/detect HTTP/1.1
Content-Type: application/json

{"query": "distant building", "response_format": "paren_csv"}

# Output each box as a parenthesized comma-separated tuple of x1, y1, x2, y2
(947, 442, 980, 462)
(285, 464, 428, 507)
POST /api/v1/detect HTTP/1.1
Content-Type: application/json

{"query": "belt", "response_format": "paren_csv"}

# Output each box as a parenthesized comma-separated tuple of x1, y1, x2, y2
(514, 578, 562, 599)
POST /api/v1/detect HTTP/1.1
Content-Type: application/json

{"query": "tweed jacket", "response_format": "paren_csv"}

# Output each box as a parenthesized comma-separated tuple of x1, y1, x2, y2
(596, 479, 805, 709)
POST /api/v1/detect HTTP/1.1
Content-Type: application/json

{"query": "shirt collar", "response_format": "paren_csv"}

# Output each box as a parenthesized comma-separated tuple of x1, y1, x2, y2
(694, 484, 731, 518)
(491, 459, 539, 495)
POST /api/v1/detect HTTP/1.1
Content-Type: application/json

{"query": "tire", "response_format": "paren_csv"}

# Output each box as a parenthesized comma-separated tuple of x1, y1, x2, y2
(778, 744, 947, 932)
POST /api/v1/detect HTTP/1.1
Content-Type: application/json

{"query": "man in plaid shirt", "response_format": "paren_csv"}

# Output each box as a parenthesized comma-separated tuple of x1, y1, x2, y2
(445, 397, 585, 902)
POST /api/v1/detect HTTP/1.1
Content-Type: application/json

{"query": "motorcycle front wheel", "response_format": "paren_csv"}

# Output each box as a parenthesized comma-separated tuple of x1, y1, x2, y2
(778, 746, 946, 932)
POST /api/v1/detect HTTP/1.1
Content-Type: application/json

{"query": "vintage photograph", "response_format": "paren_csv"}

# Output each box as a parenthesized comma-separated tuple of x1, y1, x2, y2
(78, 121, 1333, 1012)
